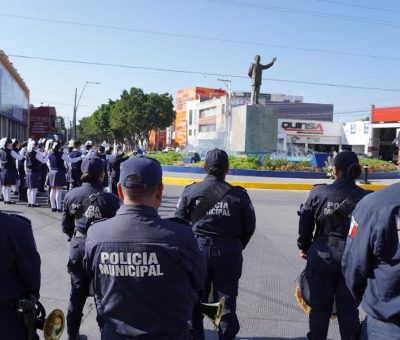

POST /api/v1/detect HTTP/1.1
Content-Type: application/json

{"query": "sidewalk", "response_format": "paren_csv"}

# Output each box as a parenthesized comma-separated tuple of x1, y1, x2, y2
(163, 171, 398, 190)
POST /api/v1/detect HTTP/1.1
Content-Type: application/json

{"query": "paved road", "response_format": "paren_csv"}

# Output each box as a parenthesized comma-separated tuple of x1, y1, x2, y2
(3, 186, 351, 340)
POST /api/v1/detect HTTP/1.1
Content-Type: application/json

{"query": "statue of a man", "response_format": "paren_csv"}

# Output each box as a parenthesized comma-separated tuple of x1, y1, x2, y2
(248, 55, 277, 104)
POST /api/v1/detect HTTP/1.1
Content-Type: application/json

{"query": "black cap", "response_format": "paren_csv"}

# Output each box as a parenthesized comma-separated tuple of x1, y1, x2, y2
(81, 157, 105, 178)
(334, 151, 359, 177)
(119, 155, 162, 189)
(205, 149, 229, 173)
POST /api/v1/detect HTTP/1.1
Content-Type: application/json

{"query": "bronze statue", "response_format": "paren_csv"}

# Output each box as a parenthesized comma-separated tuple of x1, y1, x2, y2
(248, 55, 277, 104)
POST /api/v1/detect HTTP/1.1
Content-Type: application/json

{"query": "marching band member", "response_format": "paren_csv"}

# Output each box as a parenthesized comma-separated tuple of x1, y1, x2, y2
(25, 140, 48, 207)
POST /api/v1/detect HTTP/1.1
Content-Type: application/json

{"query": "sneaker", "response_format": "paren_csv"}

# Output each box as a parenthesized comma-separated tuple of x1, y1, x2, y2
(51, 208, 57, 212)
(32, 204, 41, 208)
(28, 204, 32, 207)
(57, 209, 62, 213)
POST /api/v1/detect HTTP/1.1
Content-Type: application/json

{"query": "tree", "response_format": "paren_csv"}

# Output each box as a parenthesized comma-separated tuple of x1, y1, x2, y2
(77, 87, 175, 147)
(92, 99, 115, 142)
(77, 116, 97, 142)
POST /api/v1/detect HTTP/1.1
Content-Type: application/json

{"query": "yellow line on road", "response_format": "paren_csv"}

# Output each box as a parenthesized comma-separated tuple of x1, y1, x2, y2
(163, 177, 386, 191)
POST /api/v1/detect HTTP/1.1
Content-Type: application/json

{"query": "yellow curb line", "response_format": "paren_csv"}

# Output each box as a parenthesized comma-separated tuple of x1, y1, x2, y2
(163, 177, 386, 191)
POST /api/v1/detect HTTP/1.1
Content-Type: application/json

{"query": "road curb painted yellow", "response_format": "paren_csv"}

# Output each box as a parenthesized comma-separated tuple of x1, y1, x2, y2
(163, 177, 386, 191)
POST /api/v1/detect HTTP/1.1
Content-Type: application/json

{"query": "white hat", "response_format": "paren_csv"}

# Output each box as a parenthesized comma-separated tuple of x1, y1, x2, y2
(85, 141, 93, 146)
(27, 140, 36, 153)
(0, 138, 6, 149)
(68, 139, 75, 148)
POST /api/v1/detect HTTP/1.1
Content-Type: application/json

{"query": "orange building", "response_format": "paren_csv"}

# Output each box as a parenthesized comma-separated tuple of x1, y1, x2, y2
(174, 87, 226, 147)
(149, 129, 167, 150)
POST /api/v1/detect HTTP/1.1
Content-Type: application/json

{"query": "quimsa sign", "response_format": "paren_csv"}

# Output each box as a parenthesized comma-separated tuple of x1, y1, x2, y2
(281, 121, 324, 134)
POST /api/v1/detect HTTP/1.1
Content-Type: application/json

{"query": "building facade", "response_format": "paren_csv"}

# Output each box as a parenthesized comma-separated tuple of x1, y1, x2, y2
(174, 87, 226, 147)
(29, 106, 58, 140)
(0, 50, 29, 140)
(370, 106, 400, 161)
(183, 91, 334, 149)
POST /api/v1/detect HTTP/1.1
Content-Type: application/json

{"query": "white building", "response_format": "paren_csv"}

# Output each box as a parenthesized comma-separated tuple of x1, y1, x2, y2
(341, 120, 374, 155)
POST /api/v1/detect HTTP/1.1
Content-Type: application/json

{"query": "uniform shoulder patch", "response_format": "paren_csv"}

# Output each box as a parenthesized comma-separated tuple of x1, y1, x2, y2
(9, 214, 31, 225)
(166, 217, 190, 226)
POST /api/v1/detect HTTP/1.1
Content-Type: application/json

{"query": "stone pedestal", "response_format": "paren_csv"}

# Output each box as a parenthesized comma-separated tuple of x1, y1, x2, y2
(230, 104, 278, 153)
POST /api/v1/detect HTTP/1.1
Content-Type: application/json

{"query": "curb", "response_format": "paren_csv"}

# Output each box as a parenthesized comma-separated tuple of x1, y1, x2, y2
(163, 177, 386, 191)
(161, 165, 400, 180)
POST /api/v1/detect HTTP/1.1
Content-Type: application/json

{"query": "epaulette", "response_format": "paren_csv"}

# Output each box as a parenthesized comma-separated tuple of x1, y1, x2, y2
(9, 214, 31, 225)
(235, 185, 247, 192)
(313, 183, 327, 187)
(184, 182, 197, 189)
(90, 218, 108, 226)
(166, 217, 190, 226)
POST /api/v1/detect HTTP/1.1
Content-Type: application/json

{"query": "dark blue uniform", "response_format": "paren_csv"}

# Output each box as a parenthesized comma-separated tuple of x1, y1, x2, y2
(0, 212, 41, 340)
(298, 177, 368, 340)
(176, 175, 256, 339)
(84, 205, 205, 339)
(97, 153, 109, 188)
(342, 183, 400, 339)
(108, 154, 128, 195)
(68, 150, 83, 188)
(62, 182, 120, 337)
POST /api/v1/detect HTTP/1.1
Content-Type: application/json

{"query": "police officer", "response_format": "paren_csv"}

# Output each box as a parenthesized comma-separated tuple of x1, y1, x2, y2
(342, 183, 400, 339)
(108, 146, 128, 195)
(0, 211, 41, 340)
(176, 148, 256, 340)
(62, 156, 121, 340)
(68, 140, 83, 189)
(84, 156, 205, 339)
(297, 151, 369, 340)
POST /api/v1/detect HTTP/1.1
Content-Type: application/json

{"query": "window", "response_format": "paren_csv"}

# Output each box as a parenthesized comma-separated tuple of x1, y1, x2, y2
(199, 124, 216, 132)
(364, 123, 369, 134)
(199, 107, 216, 118)
(188, 129, 192, 136)
(189, 110, 193, 125)
(350, 124, 356, 134)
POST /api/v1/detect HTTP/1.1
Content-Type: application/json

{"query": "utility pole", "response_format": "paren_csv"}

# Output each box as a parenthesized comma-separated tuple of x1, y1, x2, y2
(72, 81, 100, 141)
(217, 77, 232, 150)
(72, 88, 77, 140)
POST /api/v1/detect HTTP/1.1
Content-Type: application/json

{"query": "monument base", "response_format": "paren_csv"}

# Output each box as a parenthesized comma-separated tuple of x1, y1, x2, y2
(230, 104, 278, 154)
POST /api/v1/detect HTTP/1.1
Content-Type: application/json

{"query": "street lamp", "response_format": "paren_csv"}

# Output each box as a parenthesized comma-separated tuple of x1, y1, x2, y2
(217, 77, 232, 151)
(72, 81, 100, 140)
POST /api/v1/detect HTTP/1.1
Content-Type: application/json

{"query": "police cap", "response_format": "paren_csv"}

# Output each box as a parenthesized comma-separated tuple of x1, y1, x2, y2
(119, 155, 162, 189)
(81, 156, 105, 177)
(205, 148, 229, 173)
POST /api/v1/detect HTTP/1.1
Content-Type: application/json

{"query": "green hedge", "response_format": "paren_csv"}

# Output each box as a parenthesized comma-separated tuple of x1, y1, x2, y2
(147, 152, 398, 172)
(147, 152, 183, 165)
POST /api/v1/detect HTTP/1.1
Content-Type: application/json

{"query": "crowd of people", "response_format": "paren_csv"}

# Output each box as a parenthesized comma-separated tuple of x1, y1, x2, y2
(0, 141, 399, 340)
(0, 137, 131, 211)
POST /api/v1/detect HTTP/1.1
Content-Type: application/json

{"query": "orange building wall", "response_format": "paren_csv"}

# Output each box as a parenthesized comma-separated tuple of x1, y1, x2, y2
(174, 87, 226, 146)
(372, 106, 400, 123)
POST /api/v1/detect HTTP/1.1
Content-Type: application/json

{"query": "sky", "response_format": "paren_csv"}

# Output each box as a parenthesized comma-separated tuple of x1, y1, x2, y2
(1, 0, 400, 125)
